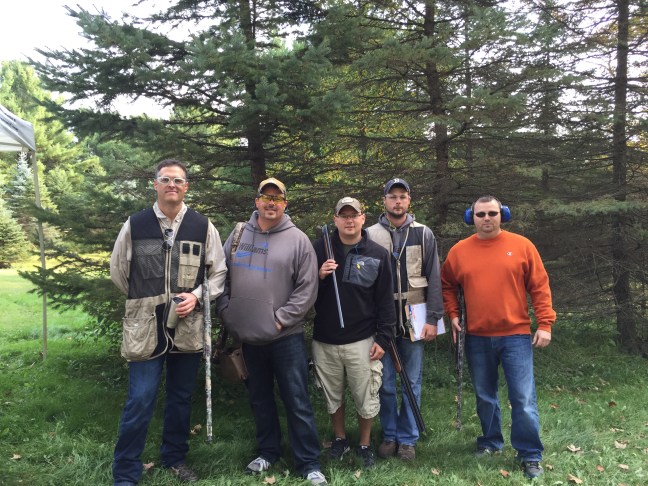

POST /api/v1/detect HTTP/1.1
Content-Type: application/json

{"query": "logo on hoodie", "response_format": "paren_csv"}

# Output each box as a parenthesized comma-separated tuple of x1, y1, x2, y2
(236, 241, 269, 258)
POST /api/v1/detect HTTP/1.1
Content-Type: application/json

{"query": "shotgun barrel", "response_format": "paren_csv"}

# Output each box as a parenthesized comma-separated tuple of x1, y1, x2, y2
(455, 288, 466, 430)
(202, 267, 213, 442)
(389, 338, 426, 433)
(322, 224, 345, 329)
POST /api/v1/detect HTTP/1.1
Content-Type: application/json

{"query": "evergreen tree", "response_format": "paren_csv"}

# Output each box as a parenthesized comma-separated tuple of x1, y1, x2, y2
(32, 1, 346, 225)
(0, 198, 31, 268)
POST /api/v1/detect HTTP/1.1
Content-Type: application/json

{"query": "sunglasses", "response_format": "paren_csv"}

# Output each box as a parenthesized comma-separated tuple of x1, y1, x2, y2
(157, 176, 187, 185)
(257, 194, 286, 203)
(163, 228, 174, 251)
(335, 213, 363, 220)
(474, 211, 499, 218)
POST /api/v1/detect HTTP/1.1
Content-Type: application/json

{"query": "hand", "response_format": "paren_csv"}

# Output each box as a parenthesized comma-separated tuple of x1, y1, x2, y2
(175, 292, 198, 318)
(275, 321, 283, 331)
(450, 317, 461, 344)
(532, 329, 551, 348)
(420, 323, 438, 342)
(369, 343, 385, 360)
(319, 258, 338, 280)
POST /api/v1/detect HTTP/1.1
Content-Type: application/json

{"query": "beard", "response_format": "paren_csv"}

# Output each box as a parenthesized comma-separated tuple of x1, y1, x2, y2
(386, 207, 406, 220)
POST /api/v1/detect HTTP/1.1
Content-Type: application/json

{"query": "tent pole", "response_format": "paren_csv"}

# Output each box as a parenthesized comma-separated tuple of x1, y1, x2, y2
(30, 150, 47, 359)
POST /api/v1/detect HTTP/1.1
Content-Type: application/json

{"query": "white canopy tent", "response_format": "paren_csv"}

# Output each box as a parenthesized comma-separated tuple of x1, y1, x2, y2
(0, 103, 48, 358)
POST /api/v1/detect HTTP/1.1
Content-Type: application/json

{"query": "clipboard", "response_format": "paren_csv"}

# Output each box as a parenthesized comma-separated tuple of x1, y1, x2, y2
(406, 303, 445, 341)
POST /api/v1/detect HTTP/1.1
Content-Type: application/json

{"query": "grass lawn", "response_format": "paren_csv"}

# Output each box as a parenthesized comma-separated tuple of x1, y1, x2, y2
(1, 268, 647, 485)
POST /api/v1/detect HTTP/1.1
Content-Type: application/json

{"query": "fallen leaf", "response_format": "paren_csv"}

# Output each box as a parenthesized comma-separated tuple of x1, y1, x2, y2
(614, 440, 628, 449)
(545, 463, 554, 470)
(567, 473, 583, 484)
(354, 470, 362, 479)
(596, 464, 605, 472)
(499, 469, 510, 478)
(610, 427, 624, 432)
(143, 462, 155, 471)
(11, 453, 21, 460)
(322, 439, 332, 448)
(550, 403, 560, 409)
(431, 468, 440, 475)
(263, 475, 276, 484)
(618, 464, 629, 470)
(608, 401, 617, 407)
(567, 444, 582, 452)
(190, 424, 202, 435)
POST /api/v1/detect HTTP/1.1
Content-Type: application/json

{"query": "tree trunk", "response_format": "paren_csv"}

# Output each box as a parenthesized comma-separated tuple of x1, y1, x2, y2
(239, 0, 267, 186)
(423, 0, 450, 225)
(611, 0, 637, 353)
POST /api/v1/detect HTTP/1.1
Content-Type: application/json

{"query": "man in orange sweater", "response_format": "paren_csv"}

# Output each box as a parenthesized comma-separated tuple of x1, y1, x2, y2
(441, 195, 555, 480)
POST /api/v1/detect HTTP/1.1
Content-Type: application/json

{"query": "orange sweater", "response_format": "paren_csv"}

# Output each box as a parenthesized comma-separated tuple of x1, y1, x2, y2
(441, 230, 555, 336)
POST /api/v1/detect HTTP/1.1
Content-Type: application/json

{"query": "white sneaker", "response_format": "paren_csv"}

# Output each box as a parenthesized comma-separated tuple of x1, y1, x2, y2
(306, 470, 328, 485)
(244, 456, 271, 474)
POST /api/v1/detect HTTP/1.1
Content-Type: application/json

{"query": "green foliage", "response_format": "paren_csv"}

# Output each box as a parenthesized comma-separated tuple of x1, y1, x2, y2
(0, 199, 31, 268)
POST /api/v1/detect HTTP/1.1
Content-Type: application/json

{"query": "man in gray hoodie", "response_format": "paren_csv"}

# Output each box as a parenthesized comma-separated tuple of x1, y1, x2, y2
(217, 178, 326, 486)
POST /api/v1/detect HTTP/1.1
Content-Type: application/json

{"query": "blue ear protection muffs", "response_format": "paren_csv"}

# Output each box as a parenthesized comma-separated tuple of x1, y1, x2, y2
(463, 197, 511, 225)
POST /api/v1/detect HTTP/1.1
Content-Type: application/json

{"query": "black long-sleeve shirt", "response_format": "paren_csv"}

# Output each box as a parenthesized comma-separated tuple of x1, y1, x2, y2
(312, 229, 396, 351)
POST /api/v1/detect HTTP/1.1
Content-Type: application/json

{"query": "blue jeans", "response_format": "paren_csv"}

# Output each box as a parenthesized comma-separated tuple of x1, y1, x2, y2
(243, 333, 321, 476)
(112, 352, 202, 484)
(379, 337, 424, 446)
(466, 334, 543, 461)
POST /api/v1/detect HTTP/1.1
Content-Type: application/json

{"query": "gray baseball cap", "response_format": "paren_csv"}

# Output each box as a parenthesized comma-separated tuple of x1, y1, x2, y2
(334, 197, 363, 215)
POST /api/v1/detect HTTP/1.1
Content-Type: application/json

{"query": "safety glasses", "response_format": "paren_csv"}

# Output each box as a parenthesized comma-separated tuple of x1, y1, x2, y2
(257, 194, 286, 204)
(157, 176, 187, 185)
(163, 228, 174, 251)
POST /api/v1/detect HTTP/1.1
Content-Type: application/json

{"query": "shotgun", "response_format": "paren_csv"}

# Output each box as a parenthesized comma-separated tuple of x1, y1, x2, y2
(455, 288, 466, 430)
(202, 266, 213, 443)
(388, 338, 426, 433)
(322, 224, 345, 328)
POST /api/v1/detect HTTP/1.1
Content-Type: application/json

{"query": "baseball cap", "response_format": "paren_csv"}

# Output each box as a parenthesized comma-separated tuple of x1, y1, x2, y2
(384, 178, 411, 195)
(335, 197, 364, 216)
(257, 177, 286, 195)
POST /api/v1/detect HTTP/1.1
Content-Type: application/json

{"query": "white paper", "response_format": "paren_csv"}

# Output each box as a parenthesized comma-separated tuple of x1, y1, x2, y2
(407, 303, 446, 341)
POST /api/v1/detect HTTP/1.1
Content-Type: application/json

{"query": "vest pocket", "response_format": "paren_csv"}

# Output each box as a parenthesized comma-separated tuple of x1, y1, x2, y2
(177, 241, 202, 288)
(121, 314, 157, 361)
(405, 245, 423, 277)
(173, 310, 203, 352)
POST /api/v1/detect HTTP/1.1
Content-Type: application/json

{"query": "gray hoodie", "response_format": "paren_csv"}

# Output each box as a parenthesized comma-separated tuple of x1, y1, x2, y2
(217, 211, 318, 344)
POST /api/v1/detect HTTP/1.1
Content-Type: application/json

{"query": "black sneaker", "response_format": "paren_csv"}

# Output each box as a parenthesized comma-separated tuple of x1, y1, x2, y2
(521, 461, 544, 479)
(329, 437, 350, 460)
(474, 446, 502, 457)
(357, 445, 375, 468)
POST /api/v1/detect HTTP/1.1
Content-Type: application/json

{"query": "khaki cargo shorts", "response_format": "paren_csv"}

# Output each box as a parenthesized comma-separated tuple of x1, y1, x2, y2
(312, 337, 383, 419)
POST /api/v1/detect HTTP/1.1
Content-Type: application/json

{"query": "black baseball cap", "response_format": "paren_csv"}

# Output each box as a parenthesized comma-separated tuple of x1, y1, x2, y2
(384, 178, 411, 195)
